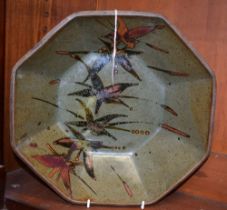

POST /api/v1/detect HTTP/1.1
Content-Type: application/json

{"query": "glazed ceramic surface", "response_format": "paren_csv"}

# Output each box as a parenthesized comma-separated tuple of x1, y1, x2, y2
(11, 11, 215, 205)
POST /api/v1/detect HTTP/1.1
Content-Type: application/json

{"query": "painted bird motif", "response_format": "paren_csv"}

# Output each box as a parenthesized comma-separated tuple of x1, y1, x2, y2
(103, 17, 165, 49)
(66, 98, 146, 141)
(56, 37, 143, 82)
(32, 143, 81, 196)
(54, 125, 116, 180)
(68, 72, 139, 114)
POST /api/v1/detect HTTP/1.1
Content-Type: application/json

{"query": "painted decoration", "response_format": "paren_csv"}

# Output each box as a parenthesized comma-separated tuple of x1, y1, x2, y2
(10, 11, 215, 205)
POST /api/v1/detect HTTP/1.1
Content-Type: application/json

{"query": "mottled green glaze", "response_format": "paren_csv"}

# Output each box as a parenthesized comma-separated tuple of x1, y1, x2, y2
(10, 11, 215, 206)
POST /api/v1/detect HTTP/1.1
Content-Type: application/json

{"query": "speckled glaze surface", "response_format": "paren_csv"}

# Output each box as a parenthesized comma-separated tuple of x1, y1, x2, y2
(10, 11, 215, 206)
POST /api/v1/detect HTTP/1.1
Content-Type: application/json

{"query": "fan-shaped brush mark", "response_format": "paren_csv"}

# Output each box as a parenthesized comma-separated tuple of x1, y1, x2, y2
(32, 96, 144, 140)
(66, 98, 151, 140)
(103, 17, 165, 49)
(97, 37, 142, 81)
(68, 73, 139, 114)
(98, 17, 167, 54)
(32, 144, 81, 196)
(56, 39, 143, 82)
(54, 125, 120, 180)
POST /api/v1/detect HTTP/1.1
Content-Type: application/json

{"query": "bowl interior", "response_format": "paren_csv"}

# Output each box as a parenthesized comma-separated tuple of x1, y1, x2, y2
(12, 14, 213, 205)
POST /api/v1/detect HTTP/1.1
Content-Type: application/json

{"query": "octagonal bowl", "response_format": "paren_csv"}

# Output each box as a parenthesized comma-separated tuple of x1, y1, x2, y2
(10, 11, 215, 206)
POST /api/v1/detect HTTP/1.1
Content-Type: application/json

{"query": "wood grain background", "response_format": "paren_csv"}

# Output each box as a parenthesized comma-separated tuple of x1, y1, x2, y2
(2, 0, 227, 208)
(0, 0, 5, 164)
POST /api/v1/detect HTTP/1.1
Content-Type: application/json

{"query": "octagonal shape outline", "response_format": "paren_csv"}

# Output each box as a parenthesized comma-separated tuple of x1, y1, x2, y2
(10, 10, 216, 206)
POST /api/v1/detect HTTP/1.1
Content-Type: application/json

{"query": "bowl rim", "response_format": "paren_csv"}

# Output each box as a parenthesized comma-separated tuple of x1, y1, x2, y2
(10, 10, 216, 206)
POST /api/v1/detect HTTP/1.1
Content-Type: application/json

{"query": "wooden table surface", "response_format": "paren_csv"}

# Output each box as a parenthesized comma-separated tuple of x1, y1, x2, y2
(2, 0, 227, 209)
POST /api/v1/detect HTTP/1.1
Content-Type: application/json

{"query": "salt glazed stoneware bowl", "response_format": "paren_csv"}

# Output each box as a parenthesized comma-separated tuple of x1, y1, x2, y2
(10, 11, 216, 206)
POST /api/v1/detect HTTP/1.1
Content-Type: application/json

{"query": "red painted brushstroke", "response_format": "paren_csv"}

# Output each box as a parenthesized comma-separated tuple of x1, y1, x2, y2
(161, 123, 190, 138)
(32, 154, 72, 194)
(127, 26, 155, 39)
(117, 17, 165, 49)
(60, 167, 71, 194)
(49, 79, 60, 85)
(127, 24, 165, 39)
(111, 165, 133, 197)
(160, 104, 178, 116)
(29, 143, 38, 148)
(122, 181, 133, 197)
(48, 167, 60, 178)
(33, 155, 66, 168)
